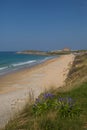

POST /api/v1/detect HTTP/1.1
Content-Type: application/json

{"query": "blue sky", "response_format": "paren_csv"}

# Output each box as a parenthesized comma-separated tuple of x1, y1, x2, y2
(0, 0, 87, 51)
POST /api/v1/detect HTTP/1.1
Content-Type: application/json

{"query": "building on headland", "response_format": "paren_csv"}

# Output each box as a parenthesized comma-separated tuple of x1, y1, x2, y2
(50, 48, 71, 53)
(62, 48, 71, 52)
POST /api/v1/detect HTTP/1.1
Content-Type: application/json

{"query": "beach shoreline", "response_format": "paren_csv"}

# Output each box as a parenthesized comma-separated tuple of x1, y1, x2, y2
(0, 56, 59, 93)
(0, 54, 75, 128)
(0, 53, 56, 77)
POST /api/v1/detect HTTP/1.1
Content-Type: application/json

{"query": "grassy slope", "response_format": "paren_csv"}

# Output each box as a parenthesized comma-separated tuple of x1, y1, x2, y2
(4, 54, 87, 130)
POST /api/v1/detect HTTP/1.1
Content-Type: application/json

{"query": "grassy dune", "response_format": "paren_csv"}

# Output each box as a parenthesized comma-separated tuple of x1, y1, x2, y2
(3, 54, 87, 130)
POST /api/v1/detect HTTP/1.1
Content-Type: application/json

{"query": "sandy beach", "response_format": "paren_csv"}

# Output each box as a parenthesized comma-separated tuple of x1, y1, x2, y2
(0, 54, 75, 128)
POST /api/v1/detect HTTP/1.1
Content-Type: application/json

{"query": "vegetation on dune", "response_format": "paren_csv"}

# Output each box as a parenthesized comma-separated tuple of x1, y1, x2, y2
(32, 93, 81, 118)
(3, 54, 87, 130)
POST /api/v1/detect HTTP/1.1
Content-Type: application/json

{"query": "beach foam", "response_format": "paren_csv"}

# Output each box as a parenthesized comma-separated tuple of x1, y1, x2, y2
(12, 60, 36, 67)
(0, 66, 8, 70)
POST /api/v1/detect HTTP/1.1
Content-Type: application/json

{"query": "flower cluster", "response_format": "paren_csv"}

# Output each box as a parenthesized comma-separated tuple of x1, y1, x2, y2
(32, 93, 81, 118)
(43, 93, 54, 99)
(58, 97, 76, 118)
(58, 97, 74, 107)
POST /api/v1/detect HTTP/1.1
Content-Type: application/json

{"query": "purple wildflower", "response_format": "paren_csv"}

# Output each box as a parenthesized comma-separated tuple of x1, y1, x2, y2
(44, 93, 54, 99)
(67, 97, 75, 107)
(58, 97, 65, 102)
(58, 97, 74, 107)
(67, 97, 72, 104)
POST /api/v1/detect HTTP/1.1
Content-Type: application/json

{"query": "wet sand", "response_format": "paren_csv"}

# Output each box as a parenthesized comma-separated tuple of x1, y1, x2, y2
(0, 54, 75, 128)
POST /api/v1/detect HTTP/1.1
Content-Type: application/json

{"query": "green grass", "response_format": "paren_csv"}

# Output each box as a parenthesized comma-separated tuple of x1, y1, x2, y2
(3, 54, 87, 130)
(4, 82, 87, 130)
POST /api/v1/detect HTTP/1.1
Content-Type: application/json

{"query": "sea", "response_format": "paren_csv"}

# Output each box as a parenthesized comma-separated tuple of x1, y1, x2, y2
(0, 52, 55, 76)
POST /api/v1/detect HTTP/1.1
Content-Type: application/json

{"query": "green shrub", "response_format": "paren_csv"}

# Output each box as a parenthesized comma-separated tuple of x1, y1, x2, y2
(32, 93, 81, 118)
(57, 97, 81, 118)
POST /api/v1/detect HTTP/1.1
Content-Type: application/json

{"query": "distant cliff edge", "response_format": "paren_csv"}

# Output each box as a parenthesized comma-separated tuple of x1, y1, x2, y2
(16, 50, 50, 55)
(17, 49, 72, 55)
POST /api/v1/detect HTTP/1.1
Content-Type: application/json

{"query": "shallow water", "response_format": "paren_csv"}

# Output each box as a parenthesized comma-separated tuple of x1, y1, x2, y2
(0, 52, 55, 76)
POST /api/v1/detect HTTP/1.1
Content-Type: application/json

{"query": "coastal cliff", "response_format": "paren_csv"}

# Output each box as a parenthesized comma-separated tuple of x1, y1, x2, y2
(16, 49, 71, 55)
(17, 50, 49, 55)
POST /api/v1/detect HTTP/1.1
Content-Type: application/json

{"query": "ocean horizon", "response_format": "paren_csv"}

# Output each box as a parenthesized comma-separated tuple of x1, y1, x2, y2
(0, 52, 55, 76)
